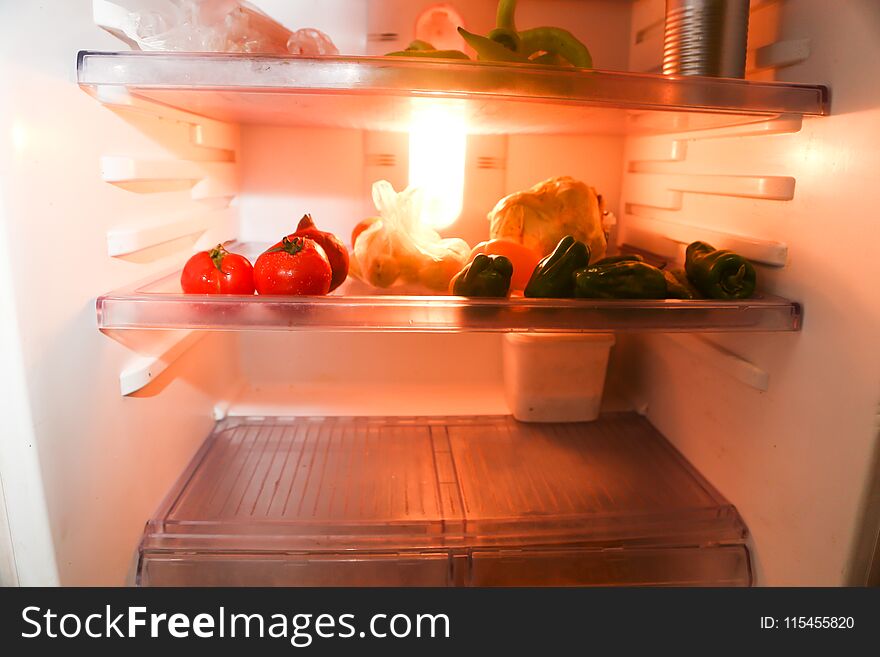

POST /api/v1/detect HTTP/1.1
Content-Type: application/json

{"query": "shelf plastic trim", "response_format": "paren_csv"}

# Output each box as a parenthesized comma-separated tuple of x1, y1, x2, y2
(77, 51, 830, 118)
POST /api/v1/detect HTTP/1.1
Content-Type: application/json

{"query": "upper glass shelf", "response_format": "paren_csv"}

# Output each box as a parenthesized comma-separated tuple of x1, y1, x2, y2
(76, 51, 829, 135)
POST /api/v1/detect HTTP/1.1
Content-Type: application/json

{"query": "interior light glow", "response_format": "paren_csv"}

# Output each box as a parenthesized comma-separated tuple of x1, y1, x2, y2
(408, 99, 467, 229)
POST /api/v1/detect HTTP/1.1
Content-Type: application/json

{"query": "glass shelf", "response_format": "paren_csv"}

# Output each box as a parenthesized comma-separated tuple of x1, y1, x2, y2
(77, 51, 829, 135)
(97, 266, 802, 334)
(139, 413, 750, 586)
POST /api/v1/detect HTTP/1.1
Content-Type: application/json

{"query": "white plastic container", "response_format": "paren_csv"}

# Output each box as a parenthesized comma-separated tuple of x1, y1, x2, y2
(503, 333, 615, 423)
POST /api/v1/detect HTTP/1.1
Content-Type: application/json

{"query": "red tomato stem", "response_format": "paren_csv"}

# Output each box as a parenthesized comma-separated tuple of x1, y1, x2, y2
(208, 244, 228, 272)
(267, 236, 306, 257)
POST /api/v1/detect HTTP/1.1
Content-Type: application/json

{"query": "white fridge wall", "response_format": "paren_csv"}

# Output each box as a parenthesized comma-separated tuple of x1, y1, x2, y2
(229, 332, 508, 417)
(0, 208, 57, 586)
(618, 0, 880, 584)
(237, 125, 366, 244)
(0, 1, 242, 584)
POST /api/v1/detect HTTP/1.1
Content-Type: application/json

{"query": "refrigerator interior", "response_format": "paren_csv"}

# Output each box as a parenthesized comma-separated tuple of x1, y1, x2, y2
(0, 0, 878, 586)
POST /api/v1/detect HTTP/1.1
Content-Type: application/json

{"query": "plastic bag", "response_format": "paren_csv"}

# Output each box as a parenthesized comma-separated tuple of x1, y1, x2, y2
(95, 0, 337, 55)
(352, 181, 470, 292)
(287, 28, 339, 56)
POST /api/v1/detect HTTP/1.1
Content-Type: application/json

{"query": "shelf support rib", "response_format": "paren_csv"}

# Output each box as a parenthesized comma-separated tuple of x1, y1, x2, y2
(92, 85, 238, 153)
(623, 213, 788, 267)
(106, 208, 235, 258)
(100, 156, 237, 201)
(93, 86, 240, 258)
(665, 334, 769, 392)
(622, 114, 803, 266)
(104, 329, 205, 396)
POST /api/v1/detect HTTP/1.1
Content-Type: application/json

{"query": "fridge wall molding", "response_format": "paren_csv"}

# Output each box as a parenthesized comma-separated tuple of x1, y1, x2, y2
(106, 208, 236, 258)
(622, 213, 788, 267)
(664, 334, 770, 392)
(752, 38, 812, 73)
(100, 156, 237, 201)
(620, 113, 805, 265)
(118, 331, 205, 397)
(92, 85, 238, 154)
(95, 85, 241, 259)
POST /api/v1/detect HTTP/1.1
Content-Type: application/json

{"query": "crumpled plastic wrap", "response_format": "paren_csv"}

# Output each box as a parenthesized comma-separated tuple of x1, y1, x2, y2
(97, 0, 338, 55)
(287, 28, 339, 56)
(351, 181, 470, 292)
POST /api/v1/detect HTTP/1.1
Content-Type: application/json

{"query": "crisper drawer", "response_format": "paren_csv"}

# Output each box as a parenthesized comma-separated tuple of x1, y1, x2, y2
(138, 414, 751, 587)
(469, 546, 751, 587)
(140, 552, 453, 587)
(140, 546, 751, 587)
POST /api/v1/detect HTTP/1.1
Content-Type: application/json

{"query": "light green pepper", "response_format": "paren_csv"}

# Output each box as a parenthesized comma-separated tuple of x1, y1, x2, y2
(487, 27, 521, 52)
(497, 0, 518, 31)
(519, 27, 593, 69)
(458, 27, 529, 63)
(484, 0, 594, 68)
(387, 39, 470, 60)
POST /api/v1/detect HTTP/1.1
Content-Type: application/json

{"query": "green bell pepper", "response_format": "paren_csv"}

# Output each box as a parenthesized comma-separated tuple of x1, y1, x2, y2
(574, 261, 668, 299)
(685, 241, 757, 299)
(592, 254, 645, 267)
(451, 254, 514, 297)
(663, 268, 698, 300)
(524, 235, 591, 298)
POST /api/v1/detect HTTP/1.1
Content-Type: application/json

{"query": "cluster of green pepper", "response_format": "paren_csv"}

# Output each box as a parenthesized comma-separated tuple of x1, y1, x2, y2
(387, 0, 592, 68)
(518, 236, 756, 300)
(450, 237, 757, 300)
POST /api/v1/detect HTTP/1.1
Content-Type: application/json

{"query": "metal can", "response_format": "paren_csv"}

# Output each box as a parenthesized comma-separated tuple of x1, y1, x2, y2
(663, 0, 750, 78)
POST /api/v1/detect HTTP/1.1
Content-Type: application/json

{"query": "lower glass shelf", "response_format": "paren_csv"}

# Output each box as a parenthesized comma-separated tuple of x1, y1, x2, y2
(98, 269, 801, 333)
(139, 413, 750, 587)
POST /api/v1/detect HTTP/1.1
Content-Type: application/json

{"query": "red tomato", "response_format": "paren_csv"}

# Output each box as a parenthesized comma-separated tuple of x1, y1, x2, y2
(351, 216, 380, 248)
(180, 244, 255, 294)
(254, 236, 333, 296)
